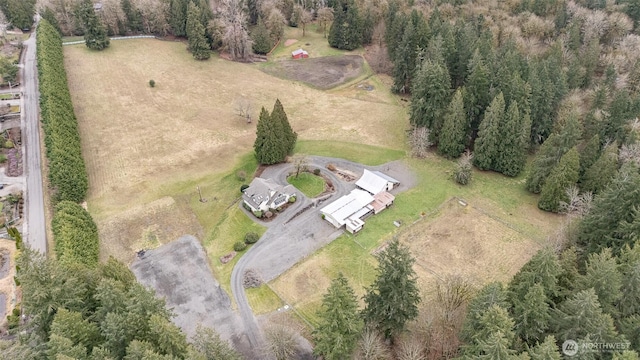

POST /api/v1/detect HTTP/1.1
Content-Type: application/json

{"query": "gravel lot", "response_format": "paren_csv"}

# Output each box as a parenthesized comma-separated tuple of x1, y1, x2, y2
(130, 235, 252, 357)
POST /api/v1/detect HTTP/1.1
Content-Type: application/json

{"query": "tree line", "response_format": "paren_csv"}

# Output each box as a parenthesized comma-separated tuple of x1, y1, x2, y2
(387, 0, 640, 215)
(37, 19, 89, 204)
(0, 0, 36, 30)
(1, 248, 242, 359)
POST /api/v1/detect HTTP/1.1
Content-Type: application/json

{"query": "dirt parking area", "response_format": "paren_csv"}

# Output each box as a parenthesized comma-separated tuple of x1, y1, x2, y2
(130, 235, 250, 356)
(399, 198, 542, 289)
(261, 55, 364, 89)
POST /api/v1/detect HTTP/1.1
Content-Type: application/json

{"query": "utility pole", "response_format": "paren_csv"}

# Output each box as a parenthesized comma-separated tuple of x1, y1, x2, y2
(197, 186, 206, 202)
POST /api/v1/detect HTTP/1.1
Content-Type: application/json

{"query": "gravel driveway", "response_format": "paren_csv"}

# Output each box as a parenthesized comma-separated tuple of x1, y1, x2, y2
(230, 156, 415, 358)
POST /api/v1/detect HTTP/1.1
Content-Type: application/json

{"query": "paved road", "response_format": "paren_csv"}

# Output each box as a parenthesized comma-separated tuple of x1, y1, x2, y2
(21, 29, 47, 254)
(230, 156, 414, 358)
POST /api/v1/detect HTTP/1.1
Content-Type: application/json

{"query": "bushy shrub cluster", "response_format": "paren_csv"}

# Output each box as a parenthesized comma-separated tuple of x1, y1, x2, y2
(37, 20, 88, 203)
(52, 201, 99, 267)
(244, 232, 259, 244)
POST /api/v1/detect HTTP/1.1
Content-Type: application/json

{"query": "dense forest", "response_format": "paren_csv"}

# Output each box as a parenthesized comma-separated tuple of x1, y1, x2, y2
(2, 0, 640, 357)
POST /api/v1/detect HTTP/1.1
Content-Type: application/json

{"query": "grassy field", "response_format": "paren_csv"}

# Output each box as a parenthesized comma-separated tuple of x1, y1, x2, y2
(64, 34, 563, 330)
(287, 173, 325, 198)
(270, 152, 562, 325)
(63, 37, 405, 310)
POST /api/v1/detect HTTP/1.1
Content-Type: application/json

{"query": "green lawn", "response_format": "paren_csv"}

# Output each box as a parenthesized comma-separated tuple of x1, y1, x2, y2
(268, 24, 355, 61)
(287, 172, 325, 198)
(270, 154, 563, 325)
(0, 93, 18, 100)
(295, 140, 405, 166)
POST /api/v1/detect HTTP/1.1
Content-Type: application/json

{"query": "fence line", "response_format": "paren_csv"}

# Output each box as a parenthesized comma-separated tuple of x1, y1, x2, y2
(62, 35, 156, 46)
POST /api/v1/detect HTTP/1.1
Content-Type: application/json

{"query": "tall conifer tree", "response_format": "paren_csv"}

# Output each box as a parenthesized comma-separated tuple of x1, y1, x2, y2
(439, 88, 468, 158)
(313, 273, 363, 360)
(538, 147, 580, 212)
(474, 93, 505, 170)
(363, 240, 420, 340)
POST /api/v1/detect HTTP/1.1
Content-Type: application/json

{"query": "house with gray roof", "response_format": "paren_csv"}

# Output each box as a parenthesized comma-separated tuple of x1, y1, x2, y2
(242, 178, 296, 213)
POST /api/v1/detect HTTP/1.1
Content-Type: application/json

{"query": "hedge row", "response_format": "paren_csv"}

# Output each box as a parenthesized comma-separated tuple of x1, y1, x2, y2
(37, 20, 88, 203)
(52, 201, 99, 267)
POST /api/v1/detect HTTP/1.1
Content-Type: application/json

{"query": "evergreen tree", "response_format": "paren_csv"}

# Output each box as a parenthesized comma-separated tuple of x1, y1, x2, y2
(121, 0, 143, 32)
(576, 248, 623, 317)
(254, 107, 283, 165)
(465, 49, 491, 141)
(313, 273, 363, 360)
(392, 21, 416, 94)
(438, 88, 468, 158)
(0, 0, 36, 30)
(526, 112, 582, 193)
(477, 331, 516, 359)
(581, 142, 618, 194)
(50, 308, 102, 354)
(578, 164, 640, 255)
(557, 247, 580, 300)
(463, 305, 516, 356)
(461, 282, 510, 344)
(528, 336, 562, 360)
(496, 101, 530, 177)
(251, 16, 272, 55)
(513, 284, 551, 345)
(169, 0, 188, 37)
(410, 59, 451, 142)
(253, 100, 295, 165)
(618, 242, 640, 317)
(362, 239, 421, 340)
(189, 326, 243, 360)
(474, 93, 505, 170)
(552, 289, 621, 345)
(271, 99, 297, 155)
(538, 147, 580, 212)
(40, 6, 62, 34)
(529, 62, 555, 144)
(81, 0, 110, 50)
(327, 0, 362, 50)
(508, 248, 562, 305)
(186, 2, 210, 60)
(579, 135, 601, 180)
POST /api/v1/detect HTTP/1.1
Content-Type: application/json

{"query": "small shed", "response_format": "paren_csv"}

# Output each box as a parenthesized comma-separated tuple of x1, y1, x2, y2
(292, 48, 309, 59)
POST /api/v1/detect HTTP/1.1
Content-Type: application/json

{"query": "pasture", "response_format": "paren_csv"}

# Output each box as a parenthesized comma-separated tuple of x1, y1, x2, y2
(63, 35, 563, 331)
(63, 38, 406, 267)
(270, 153, 562, 324)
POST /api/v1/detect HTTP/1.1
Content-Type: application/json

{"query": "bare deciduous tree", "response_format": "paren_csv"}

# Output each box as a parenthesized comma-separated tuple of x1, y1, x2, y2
(409, 127, 432, 158)
(354, 326, 390, 360)
(290, 154, 309, 177)
(429, 275, 474, 358)
(266, 7, 285, 43)
(316, 7, 333, 38)
(395, 336, 425, 360)
(233, 96, 252, 122)
(559, 185, 593, 217)
(218, 0, 252, 61)
(263, 324, 298, 360)
(619, 142, 640, 167)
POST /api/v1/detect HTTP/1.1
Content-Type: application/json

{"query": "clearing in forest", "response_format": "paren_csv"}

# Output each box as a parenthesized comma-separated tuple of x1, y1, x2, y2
(63, 38, 405, 265)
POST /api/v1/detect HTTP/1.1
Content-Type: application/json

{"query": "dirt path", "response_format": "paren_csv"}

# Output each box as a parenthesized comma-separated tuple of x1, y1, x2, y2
(230, 156, 415, 358)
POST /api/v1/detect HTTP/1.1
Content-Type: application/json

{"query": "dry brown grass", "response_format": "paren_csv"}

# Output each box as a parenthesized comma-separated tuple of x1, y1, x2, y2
(63, 39, 406, 263)
(64, 39, 405, 216)
(399, 199, 541, 291)
(97, 196, 204, 263)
